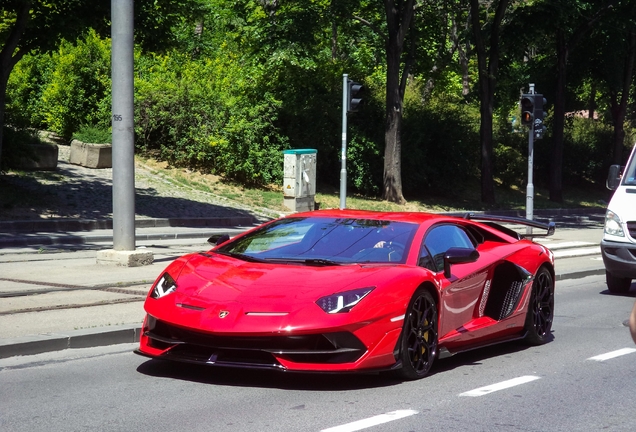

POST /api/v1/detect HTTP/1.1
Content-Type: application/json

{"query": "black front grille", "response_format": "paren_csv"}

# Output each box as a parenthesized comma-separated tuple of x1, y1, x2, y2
(627, 221, 636, 240)
(145, 317, 367, 368)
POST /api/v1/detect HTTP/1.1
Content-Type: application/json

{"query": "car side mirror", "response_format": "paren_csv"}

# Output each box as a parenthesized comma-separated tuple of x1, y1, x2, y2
(443, 247, 480, 278)
(207, 234, 230, 246)
(607, 164, 622, 191)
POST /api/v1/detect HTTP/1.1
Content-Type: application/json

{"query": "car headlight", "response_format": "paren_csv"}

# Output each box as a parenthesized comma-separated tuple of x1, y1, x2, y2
(150, 273, 177, 299)
(316, 287, 374, 314)
(604, 210, 625, 237)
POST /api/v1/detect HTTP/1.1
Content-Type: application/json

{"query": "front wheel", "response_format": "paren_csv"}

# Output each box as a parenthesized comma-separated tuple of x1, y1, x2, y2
(394, 290, 438, 380)
(605, 271, 632, 294)
(524, 267, 554, 345)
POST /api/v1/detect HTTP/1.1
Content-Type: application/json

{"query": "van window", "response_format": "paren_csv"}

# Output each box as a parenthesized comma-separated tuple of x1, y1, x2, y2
(622, 153, 636, 186)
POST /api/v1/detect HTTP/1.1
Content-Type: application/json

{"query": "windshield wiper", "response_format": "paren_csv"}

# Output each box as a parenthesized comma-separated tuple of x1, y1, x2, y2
(260, 257, 344, 266)
(215, 252, 344, 266)
(214, 251, 268, 263)
(302, 258, 343, 266)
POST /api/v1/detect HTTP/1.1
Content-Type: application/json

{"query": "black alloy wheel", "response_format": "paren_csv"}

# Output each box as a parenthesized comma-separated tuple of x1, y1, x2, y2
(524, 266, 554, 345)
(396, 290, 438, 380)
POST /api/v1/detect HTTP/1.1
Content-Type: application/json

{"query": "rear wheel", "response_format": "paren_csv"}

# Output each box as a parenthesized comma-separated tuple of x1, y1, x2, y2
(524, 267, 554, 345)
(394, 290, 438, 380)
(605, 271, 632, 294)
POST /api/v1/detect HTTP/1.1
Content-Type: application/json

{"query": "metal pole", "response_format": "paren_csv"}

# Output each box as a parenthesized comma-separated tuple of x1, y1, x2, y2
(339, 74, 348, 209)
(111, 0, 136, 250)
(526, 84, 535, 235)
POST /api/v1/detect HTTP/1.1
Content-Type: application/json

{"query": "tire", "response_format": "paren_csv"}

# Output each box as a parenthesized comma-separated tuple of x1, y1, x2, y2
(605, 271, 632, 294)
(524, 267, 554, 346)
(394, 290, 438, 380)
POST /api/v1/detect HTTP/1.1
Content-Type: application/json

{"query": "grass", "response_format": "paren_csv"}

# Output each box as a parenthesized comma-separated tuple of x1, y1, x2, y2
(138, 157, 611, 214)
(1, 153, 610, 221)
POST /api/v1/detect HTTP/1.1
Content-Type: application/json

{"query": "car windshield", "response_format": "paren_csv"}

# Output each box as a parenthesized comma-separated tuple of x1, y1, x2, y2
(215, 217, 419, 264)
(622, 150, 636, 186)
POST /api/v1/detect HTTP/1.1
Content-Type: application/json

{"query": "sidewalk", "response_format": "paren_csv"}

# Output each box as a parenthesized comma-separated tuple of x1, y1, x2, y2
(0, 211, 607, 360)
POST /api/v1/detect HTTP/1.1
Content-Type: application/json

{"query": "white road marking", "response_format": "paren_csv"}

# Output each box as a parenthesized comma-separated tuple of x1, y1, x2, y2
(588, 348, 636, 362)
(459, 375, 541, 397)
(320, 409, 418, 432)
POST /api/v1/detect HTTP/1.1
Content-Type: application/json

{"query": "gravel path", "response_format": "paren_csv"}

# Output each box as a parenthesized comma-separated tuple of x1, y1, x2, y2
(1, 144, 276, 222)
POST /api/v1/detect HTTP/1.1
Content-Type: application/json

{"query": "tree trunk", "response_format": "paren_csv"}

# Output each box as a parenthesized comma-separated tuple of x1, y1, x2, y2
(550, 30, 567, 203)
(549, 2, 615, 202)
(381, 0, 414, 204)
(383, 32, 406, 204)
(610, 29, 636, 165)
(470, 0, 508, 205)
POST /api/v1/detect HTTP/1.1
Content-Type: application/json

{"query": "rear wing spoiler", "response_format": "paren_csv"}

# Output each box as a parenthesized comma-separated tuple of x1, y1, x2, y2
(462, 213, 556, 238)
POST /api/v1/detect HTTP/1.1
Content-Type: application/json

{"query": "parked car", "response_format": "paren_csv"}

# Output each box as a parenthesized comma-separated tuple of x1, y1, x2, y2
(602, 144, 636, 293)
(135, 210, 555, 380)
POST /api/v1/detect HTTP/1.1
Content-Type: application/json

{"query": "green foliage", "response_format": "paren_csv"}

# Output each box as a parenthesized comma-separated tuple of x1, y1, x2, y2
(135, 51, 288, 185)
(40, 29, 111, 139)
(0, 127, 45, 170)
(73, 125, 111, 144)
(561, 116, 614, 185)
(401, 86, 481, 196)
(4, 0, 635, 204)
(346, 136, 383, 195)
(6, 52, 52, 129)
(494, 137, 527, 189)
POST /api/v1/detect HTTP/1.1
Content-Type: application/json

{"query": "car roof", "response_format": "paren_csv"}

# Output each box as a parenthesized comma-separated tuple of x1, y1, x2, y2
(291, 209, 456, 225)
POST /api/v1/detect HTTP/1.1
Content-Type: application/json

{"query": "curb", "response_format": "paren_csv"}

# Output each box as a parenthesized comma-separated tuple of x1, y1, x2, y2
(0, 216, 259, 248)
(0, 324, 141, 360)
(0, 230, 232, 248)
(0, 268, 606, 360)
(0, 216, 258, 234)
(555, 267, 605, 281)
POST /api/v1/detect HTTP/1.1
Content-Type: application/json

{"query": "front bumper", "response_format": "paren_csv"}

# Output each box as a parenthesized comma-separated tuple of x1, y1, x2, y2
(135, 315, 390, 372)
(601, 240, 636, 279)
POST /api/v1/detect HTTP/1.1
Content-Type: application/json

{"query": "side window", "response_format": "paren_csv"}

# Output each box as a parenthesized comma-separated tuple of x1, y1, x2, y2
(419, 224, 474, 272)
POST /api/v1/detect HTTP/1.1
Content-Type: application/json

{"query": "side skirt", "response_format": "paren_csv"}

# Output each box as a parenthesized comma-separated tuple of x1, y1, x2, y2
(437, 331, 528, 359)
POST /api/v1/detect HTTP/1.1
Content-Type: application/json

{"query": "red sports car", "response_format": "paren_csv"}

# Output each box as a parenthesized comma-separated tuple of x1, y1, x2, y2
(135, 209, 555, 380)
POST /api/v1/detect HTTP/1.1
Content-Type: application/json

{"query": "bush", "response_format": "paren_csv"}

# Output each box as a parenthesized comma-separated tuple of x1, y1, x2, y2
(401, 92, 481, 197)
(6, 53, 53, 129)
(73, 125, 111, 144)
(561, 116, 613, 185)
(1, 127, 45, 170)
(135, 52, 288, 185)
(40, 29, 112, 139)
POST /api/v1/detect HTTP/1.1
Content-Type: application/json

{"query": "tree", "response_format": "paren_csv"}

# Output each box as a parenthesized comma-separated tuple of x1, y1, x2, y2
(548, 0, 616, 202)
(0, 1, 110, 168)
(593, 2, 636, 165)
(381, 0, 416, 204)
(469, 0, 510, 204)
(0, 0, 206, 169)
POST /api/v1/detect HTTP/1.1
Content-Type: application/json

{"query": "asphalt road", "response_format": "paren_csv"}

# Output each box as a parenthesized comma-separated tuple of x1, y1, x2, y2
(1, 273, 634, 432)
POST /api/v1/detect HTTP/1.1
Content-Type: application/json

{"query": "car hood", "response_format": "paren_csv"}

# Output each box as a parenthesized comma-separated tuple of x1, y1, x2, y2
(174, 253, 388, 309)
(145, 253, 414, 334)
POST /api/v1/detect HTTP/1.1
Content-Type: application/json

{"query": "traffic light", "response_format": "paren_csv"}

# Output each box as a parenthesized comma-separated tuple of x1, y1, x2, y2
(533, 95, 547, 140)
(520, 95, 534, 126)
(347, 80, 364, 113)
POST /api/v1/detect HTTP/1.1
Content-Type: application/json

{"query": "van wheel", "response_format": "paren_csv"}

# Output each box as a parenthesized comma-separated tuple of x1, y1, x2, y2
(606, 271, 632, 294)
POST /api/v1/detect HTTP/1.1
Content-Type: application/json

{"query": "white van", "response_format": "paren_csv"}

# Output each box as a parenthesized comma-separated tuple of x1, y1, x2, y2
(602, 144, 636, 293)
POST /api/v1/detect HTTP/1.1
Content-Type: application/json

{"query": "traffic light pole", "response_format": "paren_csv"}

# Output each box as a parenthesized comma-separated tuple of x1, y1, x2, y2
(525, 84, 535, 235)
(340, 74, 348, 209)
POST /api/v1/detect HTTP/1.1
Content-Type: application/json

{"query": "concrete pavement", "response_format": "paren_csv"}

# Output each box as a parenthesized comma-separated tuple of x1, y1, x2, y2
(0, 212, 608, 360)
